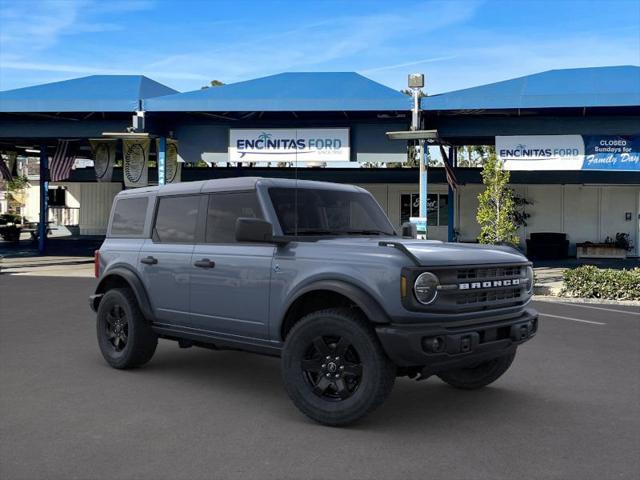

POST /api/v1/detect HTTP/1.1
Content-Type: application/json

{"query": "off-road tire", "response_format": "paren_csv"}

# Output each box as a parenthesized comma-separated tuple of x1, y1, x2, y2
(281, 308, 396, 426)
(437, 351, 516, 390)
(96, 288, 158, 369)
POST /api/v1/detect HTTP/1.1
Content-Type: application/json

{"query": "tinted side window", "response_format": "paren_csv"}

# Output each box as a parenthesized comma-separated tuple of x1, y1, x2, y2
(110, 197, 148, 236)
(153, 195, 200, 243)
(206, 192, 262, 243)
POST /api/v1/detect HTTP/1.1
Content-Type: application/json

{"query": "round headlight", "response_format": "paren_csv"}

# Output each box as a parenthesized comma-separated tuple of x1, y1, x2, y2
(526, 266, 534, 293)
(414, 272, 439, 305)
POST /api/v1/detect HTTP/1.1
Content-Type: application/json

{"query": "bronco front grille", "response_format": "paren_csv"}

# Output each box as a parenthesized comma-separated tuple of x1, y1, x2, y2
(457, 266, 523, 280)
(402, 262, 531, 314)
(456, 287, 522, 306)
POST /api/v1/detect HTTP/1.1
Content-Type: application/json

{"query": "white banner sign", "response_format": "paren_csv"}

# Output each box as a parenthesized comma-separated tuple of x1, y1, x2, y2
(229, 128, 350, 163)
(166, 139, 181, 183)
(496, 135, 585, 170)
(122, 138, 149, 188)
(90, 139, 116, 182)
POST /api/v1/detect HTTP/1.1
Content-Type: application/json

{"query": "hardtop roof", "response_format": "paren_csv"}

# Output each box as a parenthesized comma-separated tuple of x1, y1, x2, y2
(115, 177, 363, 198)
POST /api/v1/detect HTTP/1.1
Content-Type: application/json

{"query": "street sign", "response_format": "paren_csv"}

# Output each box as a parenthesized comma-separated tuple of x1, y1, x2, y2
(410, 216, 427, 234)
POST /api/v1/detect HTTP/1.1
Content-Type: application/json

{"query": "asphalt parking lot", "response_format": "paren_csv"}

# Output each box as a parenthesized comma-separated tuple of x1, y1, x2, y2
(1, 275, 638, 480)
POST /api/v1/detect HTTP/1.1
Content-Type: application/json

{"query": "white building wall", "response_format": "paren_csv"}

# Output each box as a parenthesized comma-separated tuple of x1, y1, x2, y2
(77, 182, 121, 235)
(20, 181, 121, 235)
(453, 183, 639, 257)
(599, 186, 639, 255)
(358, 182, 639, 257)
(17, 179, 639, 257)
(562, 185, 599, 254)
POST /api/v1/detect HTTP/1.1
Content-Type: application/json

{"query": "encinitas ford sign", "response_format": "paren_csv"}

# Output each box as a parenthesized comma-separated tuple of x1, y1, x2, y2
(497, 135, 640, 171)
(583, 135, 640, 171)
(229, 128, 350, 163)
(497, 135, 584, 170)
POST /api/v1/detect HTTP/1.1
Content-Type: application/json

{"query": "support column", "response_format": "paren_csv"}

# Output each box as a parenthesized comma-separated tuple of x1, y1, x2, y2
(38, 144, 48, 254)
(418, 140, 428, 239)
(447, 146, 456, 242)
(157, 137, 166, 186)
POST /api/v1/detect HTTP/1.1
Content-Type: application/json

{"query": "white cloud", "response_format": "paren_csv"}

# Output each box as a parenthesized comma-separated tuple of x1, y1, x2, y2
(1, 0, 637, 95)
(0, 60, 209, 81)
(0, 0, 153, 56)
(417, 30, 640, 94)
(361, 56, 459, 74)
(137, 1, 484, 89)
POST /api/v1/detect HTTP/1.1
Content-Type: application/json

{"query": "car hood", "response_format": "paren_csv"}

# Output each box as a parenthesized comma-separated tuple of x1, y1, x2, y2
(315, 237, 528, 267)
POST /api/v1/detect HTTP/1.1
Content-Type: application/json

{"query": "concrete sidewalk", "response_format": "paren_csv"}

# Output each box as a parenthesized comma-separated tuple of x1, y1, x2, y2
(0, 255, 94, 276)
(533, 266, 565, 296)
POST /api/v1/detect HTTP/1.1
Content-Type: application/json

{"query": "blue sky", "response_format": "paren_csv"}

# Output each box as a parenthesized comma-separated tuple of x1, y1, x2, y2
(0, 0, 638, 94)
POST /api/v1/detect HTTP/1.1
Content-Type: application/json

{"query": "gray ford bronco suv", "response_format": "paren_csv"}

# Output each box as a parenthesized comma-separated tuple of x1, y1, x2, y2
(91, 177, 537, 426)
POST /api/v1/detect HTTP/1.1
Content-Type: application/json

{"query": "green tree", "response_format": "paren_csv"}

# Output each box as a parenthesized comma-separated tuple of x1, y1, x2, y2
(201, 79, 225, 89)
(476, 153, 519, 246)
(457, 145, 495, 167)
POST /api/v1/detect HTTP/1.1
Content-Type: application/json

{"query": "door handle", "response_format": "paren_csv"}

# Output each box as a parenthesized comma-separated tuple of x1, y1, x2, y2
(140, 256, 158, 265)
(194, 258, 215, 269)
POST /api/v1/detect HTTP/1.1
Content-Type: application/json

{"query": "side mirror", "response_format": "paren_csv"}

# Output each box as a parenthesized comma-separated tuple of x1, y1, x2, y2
(401, 222, 417, 239)
(235, 218, 274, 243)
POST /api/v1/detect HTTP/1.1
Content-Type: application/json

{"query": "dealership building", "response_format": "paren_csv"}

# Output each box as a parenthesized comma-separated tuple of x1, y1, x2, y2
(0, 66, 639, 257)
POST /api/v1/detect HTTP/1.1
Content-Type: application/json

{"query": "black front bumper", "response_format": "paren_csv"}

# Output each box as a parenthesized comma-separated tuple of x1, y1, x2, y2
(376, 308, 538, 371)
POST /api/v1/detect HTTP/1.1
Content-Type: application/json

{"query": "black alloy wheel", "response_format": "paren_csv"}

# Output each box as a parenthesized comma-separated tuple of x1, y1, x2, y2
(282, 308, 396, 426)
(96, 288, 158, 369)
(301, 335, 363, 401)
(105, 304, 129, 352)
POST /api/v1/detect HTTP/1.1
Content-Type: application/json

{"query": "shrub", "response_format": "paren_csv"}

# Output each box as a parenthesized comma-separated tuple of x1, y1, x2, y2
(561, 265, 640, 301)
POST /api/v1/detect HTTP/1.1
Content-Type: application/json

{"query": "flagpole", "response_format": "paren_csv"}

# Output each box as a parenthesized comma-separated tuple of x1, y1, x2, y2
(447, 146, 456, 242)
(408, 73, 426, 239)
(38, 144, 48, 254)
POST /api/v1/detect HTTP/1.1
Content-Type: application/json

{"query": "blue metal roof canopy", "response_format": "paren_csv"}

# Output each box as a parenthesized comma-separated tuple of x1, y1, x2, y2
(0, 75, 178, 113)
(422, 66, 640, 111)
(145, 72, 411, 112)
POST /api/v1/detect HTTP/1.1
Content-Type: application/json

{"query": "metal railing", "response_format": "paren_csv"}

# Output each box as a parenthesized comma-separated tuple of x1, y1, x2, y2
(48, 207, 79, 226)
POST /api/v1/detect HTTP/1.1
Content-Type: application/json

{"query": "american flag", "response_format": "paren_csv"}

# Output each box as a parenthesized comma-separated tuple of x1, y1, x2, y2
(49, 140, 78, 182)
(439, 145, 458, 190)
(0, 157, 12, 181)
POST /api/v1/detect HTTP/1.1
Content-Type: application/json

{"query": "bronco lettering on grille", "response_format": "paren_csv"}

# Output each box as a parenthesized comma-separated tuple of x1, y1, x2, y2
(459, 279, 520, 290)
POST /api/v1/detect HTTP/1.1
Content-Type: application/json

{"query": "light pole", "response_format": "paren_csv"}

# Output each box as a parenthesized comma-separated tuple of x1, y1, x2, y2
(408, 73, 427, 238)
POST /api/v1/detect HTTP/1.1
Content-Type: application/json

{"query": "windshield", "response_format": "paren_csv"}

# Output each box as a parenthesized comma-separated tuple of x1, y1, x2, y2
(269, 187, 396, 237)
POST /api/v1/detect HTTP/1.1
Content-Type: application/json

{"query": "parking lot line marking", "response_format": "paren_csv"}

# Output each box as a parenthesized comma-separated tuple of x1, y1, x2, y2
(539, 313, 606, 325)
(551, 302, 640, 317)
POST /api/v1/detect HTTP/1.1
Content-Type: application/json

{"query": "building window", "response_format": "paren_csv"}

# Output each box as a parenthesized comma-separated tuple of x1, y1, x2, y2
(400, 193, 448, 227)
(48, 187, 66, 207)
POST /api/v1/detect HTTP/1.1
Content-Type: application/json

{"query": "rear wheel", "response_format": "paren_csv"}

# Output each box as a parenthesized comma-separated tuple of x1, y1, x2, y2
(437, 351, 516, 390)
(281, 308, 396, 426)
(96, 288, 157, 369)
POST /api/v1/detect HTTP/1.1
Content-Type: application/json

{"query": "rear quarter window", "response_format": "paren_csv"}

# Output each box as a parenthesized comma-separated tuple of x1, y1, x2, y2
(110, 197, 148, 236)
(153, 195, 200, 243)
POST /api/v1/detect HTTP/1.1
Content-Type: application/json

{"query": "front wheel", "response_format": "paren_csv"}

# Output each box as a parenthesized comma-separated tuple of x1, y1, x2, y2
(437, 351, 516, 390)
(281, 308, 396, 427)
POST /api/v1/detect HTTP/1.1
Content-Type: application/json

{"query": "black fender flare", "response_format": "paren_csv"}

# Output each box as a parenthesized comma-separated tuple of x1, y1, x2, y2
(94, 266, 155, 322)
(283, 279, 391, 326)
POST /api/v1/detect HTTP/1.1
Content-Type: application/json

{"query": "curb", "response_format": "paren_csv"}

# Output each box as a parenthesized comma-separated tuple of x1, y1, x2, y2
(533, 294, 640, 307)
(533, 284, 562, 296)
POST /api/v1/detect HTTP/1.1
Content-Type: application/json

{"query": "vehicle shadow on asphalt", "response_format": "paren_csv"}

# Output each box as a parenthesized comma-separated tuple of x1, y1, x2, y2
(117, 342, 552, 431)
